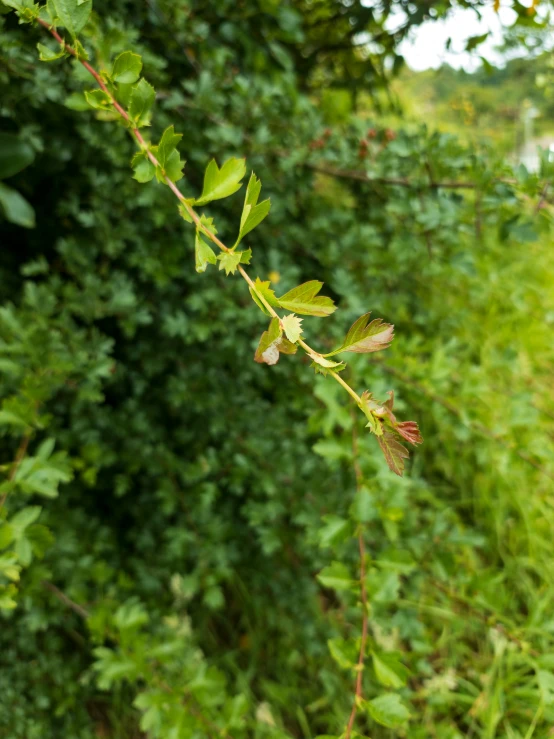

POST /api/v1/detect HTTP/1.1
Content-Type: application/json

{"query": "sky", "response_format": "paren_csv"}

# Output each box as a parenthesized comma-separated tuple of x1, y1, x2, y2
(396, 4, 520, 72)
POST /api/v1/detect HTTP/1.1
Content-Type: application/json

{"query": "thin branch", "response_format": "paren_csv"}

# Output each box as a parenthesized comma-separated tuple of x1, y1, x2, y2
(41, 580, 90, 619)
(534, 180, 549, 214)
(36, 19, 366, 419)
(307, 162, 477, 189)
(0, 433, 30, 511)
(345, 421, 369, 739)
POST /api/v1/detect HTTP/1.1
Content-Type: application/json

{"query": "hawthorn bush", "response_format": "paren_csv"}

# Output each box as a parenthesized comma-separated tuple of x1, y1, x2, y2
(1, 1, 554, 738)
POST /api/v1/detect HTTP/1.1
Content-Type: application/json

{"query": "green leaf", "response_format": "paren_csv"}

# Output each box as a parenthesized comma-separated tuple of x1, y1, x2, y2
(235, 173, 271, 246)
(306, 349, 345, 371)
(129, 79, 156, 128)
(156, 125, 184, 183)
(178, 201, 195, 223)
(0, 523, 13, 550)
(239, 248, 252, 264)
(37, 42, 66, 62)
(326, 313, 394, 356)
(318, 515, 351, 549)
(0, 584, 17, 610)
(15, 536, 32, 567)
(277, 281, 336, 317)
(52, 0, 91, 36)
(0, 132, 35, 180)
(249, 278, 279, 317)
(371, 652, 408, 689)
(111, 51, 143, 84)
(217, 251, 242, 276)
(316, 561, 356, 592)
(10, 505, 41, 534)
(254, 318, 282, 366)
(377, 429, 409, 477)
(281, 314, 303, 343)
(365, 693, 410, 729)
(84, 89, 112, 110)
(195, 158, 246, 206)
(131, 150, 155, 183)
(327, 637, 357, 670)
(195, 230, 217, 274)
(0, 183, 35, 228)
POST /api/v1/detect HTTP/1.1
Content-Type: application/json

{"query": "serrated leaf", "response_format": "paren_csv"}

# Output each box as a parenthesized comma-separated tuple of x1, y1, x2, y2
(316, 561, 356, 592)
(52, 0, 91, 36)
(235, 173, 271, 246)
(365, 693, 410, 729)
(277, 281, 336, 317)
(84, 89, 112, 110)
(217, 251, 242, 276)
(326, 313, 394, 356)
(111, 51, 142, 84)
(195, 158, 246, 206)
(129, 79, 156, 128)
(195, 230, 217, 274)
(249, 278, 279, 316)
(131, 150, 155, 183)
(371, 652, 408, 688)
(156, 125, 184, 183)
(37, 42, 65, 61)
(281, 314, 303, 343)
(377, 429, 409, 476)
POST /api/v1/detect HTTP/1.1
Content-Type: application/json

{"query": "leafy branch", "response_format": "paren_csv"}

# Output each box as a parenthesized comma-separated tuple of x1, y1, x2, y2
(1, 0, 424, 475)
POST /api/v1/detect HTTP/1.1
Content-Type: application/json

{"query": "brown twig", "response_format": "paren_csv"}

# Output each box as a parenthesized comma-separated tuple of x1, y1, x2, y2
(41, 580, 90, 619)
(345, 421, 369, 739)
(0, 434, 30, 511)
(307, 162, 477, 189)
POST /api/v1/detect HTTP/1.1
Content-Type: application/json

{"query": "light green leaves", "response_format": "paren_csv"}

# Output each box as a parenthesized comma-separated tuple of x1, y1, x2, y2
(254, 318, 297, 366)
(155, 125, 184, 183)
(195, 158, 246, 206)
(0, 183, 35, 228)
(195, 231, 216, 274)
(306, 349, 345, 373)
(84, 89, 112, 110)
(371, 652, 409, 689)
(377, 429, 409, 477)
(249, 278, 279, 316)
(111, 51, 142, 84)
(129, 79, 156, 128)
(326, 313, 394, 356)
(235, 173, 271, 247)
(52, 0, 92, 37)
(364, 693, 410, 729)
(316, 562, 356, 592)
(37, 41, 66, 62)
(281, 314, 303, 343)
(217, 250, 251, 275)
(277, 281, 336, 317)
(131, 150, 155, 183)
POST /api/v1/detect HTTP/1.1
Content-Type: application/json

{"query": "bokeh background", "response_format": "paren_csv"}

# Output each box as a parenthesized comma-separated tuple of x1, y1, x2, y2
(1, 1, 554, 737)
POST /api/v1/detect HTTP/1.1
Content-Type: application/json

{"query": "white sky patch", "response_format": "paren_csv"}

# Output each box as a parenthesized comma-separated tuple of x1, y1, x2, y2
(378, 1, 526, 71)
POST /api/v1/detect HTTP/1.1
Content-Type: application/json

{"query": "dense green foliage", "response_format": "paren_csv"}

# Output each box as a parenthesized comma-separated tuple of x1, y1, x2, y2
(1, 1, 554, 737)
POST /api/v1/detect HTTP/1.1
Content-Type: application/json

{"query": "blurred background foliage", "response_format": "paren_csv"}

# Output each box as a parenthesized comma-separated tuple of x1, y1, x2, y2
(0, 0, 554, 737)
